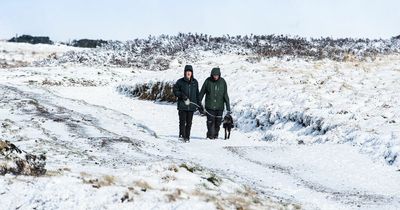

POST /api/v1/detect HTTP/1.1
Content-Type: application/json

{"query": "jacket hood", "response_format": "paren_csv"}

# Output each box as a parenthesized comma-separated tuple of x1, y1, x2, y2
(210, 67, 221, 80)
(184, 65, 194, 81)
(184, 65, 193, 72)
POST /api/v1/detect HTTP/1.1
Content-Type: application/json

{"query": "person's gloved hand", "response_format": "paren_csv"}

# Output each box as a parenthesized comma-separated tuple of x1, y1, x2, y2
(182, 94, 188, 100)
(184, 99, 190, 105)
(226, 110, 232, 115)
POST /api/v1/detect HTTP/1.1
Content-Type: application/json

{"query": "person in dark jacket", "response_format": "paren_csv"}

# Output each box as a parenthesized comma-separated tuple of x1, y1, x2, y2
(199, 67, 231, 139)
(173, 65, 203, 142)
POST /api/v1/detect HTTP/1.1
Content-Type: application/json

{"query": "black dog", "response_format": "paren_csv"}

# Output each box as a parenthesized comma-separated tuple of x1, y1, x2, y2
(222, 114, 234, 140)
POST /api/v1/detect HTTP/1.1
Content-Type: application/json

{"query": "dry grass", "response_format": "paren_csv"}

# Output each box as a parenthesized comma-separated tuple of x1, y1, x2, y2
(81, 174, 117, 188)
(134, 179, 152, 191)
(165, 188, 183, 202)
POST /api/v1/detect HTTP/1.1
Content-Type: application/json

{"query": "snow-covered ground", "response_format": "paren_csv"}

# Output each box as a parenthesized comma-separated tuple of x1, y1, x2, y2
(1, 42, 400, 209)
(118, 54, 400, 168)
(0, 41, 83, 68)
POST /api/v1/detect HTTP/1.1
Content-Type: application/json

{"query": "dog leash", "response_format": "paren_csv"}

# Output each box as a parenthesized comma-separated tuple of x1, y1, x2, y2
(186, 100, 223, 118)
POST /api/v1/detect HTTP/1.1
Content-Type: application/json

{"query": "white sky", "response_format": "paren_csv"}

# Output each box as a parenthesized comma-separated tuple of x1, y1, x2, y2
(1, 0, 399, 41)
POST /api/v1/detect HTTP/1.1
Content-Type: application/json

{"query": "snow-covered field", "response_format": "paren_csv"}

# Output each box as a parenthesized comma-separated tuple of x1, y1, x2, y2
(1, 41, 399, 210)
(0, 42, 83, 68)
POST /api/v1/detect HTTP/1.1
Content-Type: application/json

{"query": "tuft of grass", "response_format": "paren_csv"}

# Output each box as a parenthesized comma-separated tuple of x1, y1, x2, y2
(81, 174, 116, 188)
(179, 163, 202, 173)
(168, 164, 179, 172)
(134, 179, 152, 191)
(121, 192, 134, 203)
(161, 174, 176, 182)
(165, 189, 183, 202)
(206, 173, 222, 187)
(102, 175, 116, 185)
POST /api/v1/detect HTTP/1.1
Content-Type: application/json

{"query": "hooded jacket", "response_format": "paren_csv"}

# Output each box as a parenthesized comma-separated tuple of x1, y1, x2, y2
(199, 68, 230, 111)
(173, 65, 201, 111)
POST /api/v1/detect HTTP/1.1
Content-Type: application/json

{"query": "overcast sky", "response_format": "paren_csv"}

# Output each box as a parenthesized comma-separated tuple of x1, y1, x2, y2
(1, 0, 399, 41)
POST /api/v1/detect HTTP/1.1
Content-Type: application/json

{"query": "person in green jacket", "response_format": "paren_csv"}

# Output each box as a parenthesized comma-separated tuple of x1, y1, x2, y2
(199, 67, 231, 139)
(173, 65, 203, 142)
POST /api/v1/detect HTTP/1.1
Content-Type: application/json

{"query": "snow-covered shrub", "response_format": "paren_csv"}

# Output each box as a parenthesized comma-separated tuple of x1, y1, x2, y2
(117, 82, 176, 102)
(234, 105, 337, 139)
(35, 33, 400, 69)
(0, 140, 46, 176)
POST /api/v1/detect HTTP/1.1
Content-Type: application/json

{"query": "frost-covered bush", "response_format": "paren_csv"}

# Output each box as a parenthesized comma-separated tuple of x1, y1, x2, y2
(117, 82, 176, 102)
(0, 140, 46, 176)
(35, 33, 400, 69)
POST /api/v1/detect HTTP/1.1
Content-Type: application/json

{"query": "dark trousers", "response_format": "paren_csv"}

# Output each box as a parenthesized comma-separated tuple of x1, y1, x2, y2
(179, 110, 194, 139)
(206, 109, 223, 139)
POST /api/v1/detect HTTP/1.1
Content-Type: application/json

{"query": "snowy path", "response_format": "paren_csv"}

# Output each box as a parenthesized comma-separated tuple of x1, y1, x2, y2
(47, 86, 400, 210)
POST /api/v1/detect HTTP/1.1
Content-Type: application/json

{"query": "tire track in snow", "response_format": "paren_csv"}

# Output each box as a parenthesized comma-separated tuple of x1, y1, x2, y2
(0, 84, 166, 167)
(224, 146, 399, 207)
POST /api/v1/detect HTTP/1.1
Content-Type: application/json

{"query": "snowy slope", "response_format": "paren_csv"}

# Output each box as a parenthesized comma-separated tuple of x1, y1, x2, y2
(118, 54, 400, 168)
(52, 86, 400, 210)
(0, 42, 400, 210)
(1, 84, 292, 210)
(0, 41, 83, 68)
